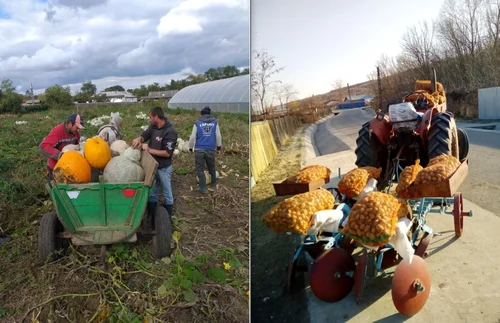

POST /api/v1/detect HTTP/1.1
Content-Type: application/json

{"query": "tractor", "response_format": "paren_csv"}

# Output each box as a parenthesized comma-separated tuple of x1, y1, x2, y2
(354, 68, 470, 189)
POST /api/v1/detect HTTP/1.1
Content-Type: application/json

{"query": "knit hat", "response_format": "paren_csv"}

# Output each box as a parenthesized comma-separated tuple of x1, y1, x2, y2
(201, 106, 211, 115)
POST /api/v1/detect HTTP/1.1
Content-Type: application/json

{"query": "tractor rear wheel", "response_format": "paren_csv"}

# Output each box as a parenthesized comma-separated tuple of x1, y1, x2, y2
(355, 122, 373, 167)
(355, 121, 387, 179)
(428, 112, 459, 160)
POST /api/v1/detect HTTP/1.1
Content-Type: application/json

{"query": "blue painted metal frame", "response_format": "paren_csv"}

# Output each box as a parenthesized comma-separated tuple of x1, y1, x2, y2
(291, 156, 459, 278)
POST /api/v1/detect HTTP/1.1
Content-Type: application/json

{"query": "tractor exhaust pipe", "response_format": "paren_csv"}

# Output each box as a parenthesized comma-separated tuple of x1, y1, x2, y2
(431, 67, 437, 93)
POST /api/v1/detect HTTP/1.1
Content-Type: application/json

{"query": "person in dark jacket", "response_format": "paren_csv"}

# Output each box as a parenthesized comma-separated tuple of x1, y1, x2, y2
(39, 113, 85, 181)
(131, 107, 178, 225)
(188, 106, 222, 193)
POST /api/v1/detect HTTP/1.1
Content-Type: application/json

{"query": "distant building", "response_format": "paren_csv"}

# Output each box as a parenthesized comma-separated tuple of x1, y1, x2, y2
(141, 90, 178, 102)
(99, 91, 137, 103)
(168, 75, 249, 113)
(22, 98, 40, 106)
(343, 94, 374, 104)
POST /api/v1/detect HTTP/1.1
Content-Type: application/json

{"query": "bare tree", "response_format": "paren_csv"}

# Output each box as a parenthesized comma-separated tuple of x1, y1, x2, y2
(400, 20, 436, 72)
(437, 0, 485, 58)
(251, 49, 284, 115)
(486, 0, 500, 48)
(271, 83, 285, 112)
(331, 78, 345, 102)
(282, 83, 298, 114)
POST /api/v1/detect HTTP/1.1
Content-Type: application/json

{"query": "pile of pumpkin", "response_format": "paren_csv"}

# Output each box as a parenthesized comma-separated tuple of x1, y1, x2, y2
(53, 138, 146, 184)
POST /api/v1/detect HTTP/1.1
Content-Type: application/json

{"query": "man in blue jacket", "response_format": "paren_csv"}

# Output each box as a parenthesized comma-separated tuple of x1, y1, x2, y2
(188, 106, 222, 193)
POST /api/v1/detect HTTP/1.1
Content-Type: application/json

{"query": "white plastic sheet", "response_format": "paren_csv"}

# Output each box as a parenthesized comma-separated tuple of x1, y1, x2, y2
(306, 209, 344, 235)
(353, 178, 378, 201)
(388, 217, 415, 264)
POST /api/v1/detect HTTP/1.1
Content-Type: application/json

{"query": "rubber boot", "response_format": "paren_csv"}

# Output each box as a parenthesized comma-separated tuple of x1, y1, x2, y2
(164, 204, 173, 221)
(209, 171, 217, 191)
(197, 175, 207, 193)
(145, 202, 156, 232)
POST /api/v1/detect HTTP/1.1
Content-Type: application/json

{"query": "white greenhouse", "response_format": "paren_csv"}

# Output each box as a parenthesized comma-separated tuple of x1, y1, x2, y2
(167, 75, 249, 114)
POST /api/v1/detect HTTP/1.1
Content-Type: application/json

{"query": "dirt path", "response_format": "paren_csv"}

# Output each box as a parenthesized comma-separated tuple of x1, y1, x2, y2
(250, 126, 310, 323)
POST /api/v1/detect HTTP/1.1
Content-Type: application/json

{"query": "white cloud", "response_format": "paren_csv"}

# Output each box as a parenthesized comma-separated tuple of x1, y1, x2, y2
(0, 0, 249, 93)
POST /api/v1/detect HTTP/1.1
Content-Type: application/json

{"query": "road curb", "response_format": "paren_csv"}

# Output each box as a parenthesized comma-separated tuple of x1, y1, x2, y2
(301, 113, 337, 168)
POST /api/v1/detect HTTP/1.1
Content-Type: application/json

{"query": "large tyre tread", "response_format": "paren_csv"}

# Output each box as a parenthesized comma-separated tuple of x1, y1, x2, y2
(428, 112, 457, 160)
(153, 206, 172, 259)
(38, 212, 63, 263)
(355, 122, 373, 167)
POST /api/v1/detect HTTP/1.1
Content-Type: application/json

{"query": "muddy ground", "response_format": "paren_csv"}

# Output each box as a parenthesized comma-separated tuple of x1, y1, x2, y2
(250, 127, 311, 323)
(0, 107, 249, 323)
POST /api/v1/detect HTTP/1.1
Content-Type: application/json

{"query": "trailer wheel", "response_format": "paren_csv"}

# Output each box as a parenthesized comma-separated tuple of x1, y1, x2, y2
(428, 112, 459, 160)
(457, 128, 469, 161)
(453, 193, 464, 238)
(38, 212, 64, 263)
(152, 206, 172, 259)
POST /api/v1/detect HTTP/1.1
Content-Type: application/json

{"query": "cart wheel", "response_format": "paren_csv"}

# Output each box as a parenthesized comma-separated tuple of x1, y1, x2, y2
(152, 206, 172, 259)
(392, 255, 431, 317)
(415, 232, 433, 258)
(309, 248, 355, 303)
(38, 212, 64, 263)
(454, 193, 464, 237)
(354, 249, 367, 304)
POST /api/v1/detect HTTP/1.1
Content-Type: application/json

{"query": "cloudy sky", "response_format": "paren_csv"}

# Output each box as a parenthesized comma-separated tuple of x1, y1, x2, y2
(251, 0, 444, 101)
(0, 0, 249, 94)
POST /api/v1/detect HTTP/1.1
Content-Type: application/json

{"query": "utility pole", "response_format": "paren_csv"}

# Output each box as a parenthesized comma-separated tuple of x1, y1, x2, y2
(30, 83, 34, 104)
(347, 83, 352, 101)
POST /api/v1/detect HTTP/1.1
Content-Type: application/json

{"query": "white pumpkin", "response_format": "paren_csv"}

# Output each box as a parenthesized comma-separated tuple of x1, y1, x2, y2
(110, 140, 129, 155)
(103, 156, 145, 183)
(123, 146, 141, 162)
(62, 144, 80, 152)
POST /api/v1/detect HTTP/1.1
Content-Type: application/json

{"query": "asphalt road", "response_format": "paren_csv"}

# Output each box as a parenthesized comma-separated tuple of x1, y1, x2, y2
(303, 108, 500, 322)
(314, 108, 500, 215)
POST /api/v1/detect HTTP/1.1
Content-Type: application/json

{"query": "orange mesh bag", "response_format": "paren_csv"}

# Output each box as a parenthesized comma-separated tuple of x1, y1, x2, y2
(341, 192, 409, 247)
(338, 166, 382, 199)
(285, 165, 331, 184)
(414, 155, 460, 186)
(427, 155, 460, 168)
(415, 80, 444, 93)
(262, 188, 334, 234)
(396, 160, 423, 198)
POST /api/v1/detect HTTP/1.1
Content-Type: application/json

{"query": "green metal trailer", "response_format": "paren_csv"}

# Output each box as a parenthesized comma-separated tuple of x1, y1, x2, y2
(38, 150, 172, 262)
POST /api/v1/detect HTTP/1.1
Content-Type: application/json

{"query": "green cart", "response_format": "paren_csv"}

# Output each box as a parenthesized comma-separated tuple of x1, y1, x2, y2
(38, 150, 172, 262)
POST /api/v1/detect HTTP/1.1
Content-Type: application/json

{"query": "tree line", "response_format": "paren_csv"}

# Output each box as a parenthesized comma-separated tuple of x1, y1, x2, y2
(369, 0, 500, 117)
(251, 50, 331, 122)
(0, 65, 249, 112)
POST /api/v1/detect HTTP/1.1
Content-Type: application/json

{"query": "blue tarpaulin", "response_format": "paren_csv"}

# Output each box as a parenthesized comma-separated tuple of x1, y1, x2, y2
(338, 101, 366, 109)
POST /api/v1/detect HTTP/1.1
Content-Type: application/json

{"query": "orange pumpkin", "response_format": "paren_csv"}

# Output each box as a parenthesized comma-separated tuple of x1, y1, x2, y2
(84, 137, 112, 169)
(53, 151, 91, 184)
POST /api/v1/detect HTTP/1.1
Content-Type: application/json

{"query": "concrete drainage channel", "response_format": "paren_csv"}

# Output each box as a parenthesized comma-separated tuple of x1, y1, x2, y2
(301, 113, 339, 167)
